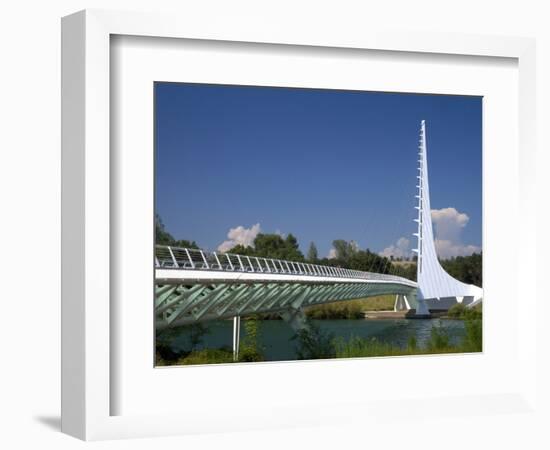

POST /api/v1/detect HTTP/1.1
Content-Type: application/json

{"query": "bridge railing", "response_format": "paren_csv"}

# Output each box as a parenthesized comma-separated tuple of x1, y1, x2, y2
(155, 245, 414, 284)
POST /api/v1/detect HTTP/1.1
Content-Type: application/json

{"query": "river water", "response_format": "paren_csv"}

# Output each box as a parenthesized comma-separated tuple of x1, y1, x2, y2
(170, 318, 466, 362)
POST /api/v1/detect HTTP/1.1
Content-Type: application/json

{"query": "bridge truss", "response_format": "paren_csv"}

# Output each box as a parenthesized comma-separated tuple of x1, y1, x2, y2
(155, 246, 418, 330)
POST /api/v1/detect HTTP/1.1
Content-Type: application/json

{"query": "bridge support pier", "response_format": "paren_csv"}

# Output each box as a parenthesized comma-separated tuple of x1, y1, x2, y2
(394, 294, 411, 312)
(232, 315, 241, 361)
(414, 297, 431, 316)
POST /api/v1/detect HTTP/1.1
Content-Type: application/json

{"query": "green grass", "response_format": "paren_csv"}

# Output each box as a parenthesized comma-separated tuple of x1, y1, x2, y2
(359, 295, 396, 311)
(304, 295, 396, 319)
(333, 336, 474, 358)
(176, 348, 234, 365)
(333, 317, 482, 358)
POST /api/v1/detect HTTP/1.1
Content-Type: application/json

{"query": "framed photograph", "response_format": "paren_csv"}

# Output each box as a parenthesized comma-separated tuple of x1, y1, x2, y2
(62, 9, 537, 440)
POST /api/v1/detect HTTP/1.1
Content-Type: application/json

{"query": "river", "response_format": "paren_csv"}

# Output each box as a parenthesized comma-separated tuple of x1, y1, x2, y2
(170, 318, 466, 362)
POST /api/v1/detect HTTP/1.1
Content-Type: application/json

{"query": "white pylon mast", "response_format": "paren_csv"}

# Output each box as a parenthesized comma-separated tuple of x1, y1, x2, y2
(413, 120, 426, 276)
(414, 120, 483, 308)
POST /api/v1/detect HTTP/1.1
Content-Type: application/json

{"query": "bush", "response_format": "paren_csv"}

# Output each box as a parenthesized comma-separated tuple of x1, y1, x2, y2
(427, 324, 450, 351)
(447, 303, 467, 318)
(177, 348, 234, 365)
(155, 323, 209, 365)
(239, 316, 265, 362)
(155, 342, 188, 365)
(306, 301, 364, 319)
(447, 302, 482, 320)
(463, 304, 482, 321)
(293, 321, 335, 359)
(462, 318, 482, 352)
(238, 347, 264, 362)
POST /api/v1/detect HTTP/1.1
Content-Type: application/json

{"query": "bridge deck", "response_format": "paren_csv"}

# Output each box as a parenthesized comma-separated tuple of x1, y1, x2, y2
(155, 245, 416, 286)
(155, 246, 417, 329)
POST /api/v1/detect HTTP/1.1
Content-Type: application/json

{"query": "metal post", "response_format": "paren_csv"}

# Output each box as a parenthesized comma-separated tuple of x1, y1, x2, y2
(184, 248, 195, 268)
(236, 255, 245, 271)
(226, 254, 234, 271)
(167, 246, 178, 268)
(246, 256, 254, 272)
(213, 252, 222, 269)
(200, 250, 209, 269)
(232, 316, 241, 362)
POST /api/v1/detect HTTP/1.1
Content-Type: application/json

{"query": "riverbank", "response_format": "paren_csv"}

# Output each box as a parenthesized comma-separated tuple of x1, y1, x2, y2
(156, 314, 480, 366)
(304, 295, 396, 320)
(363, 310, 407, 319)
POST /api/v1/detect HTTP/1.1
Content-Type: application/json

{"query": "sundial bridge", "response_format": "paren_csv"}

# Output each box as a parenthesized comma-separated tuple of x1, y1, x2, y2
(154, 121, 483, 355)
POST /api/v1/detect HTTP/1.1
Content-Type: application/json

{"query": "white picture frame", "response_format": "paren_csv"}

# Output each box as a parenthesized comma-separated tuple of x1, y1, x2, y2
(61, 9, 537, 441)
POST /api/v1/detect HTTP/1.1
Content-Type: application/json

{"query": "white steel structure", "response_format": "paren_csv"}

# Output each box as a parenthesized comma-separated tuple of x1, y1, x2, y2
(414, 120, 483, 311)
(155, 246, 418, 330)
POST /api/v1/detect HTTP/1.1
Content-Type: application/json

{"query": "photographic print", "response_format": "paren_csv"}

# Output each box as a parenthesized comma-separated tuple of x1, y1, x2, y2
(154, 83, 483, 366)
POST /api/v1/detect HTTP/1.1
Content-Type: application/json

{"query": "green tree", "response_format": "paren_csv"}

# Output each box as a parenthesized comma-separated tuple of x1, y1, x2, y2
(252, 234, 287, 258)
(155, 214, 175, 245)
(155, 214, 199, 248)
(307, 242, 318, 262)
(283, 233, 304, 261)
(225, 244, 254, 256)
(239, 316, 264, 362)
(332, 239, 358, 261)
(292, 321, 335, 360)
(228, 233, 305, 261)
(427, 323, 450, 351)
(441, 252, 482, 286)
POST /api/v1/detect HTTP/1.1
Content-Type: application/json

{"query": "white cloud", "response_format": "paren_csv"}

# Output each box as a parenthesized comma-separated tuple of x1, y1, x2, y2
(327, 248, 338, 259)
(434, 239, 481, 259)
(431, 207, 480, 259)
(217, 223, 261, 253)
(378, 207, 480, 260)
(379, 237, 411, 259)
(431, 207, 469, 242)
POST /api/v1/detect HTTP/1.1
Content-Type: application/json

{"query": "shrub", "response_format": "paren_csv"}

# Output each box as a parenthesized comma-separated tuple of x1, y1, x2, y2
(427, 324, 450, 351)
(463, 304, 482, 321)
(155, 342, 187, 364)
(238, 347, 264, 362)
(239, 316, 265, 362)
(177, 348, 234, 365)
(462, 318, 482, 352)
(305, 301, 363, 319)
(293, 321, 335, 359)
(447, 303, 467, 318)
(447, 302, 482, 320)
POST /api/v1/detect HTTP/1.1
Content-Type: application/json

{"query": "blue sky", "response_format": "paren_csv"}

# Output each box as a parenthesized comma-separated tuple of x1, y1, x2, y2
(155, 83, 482, 259)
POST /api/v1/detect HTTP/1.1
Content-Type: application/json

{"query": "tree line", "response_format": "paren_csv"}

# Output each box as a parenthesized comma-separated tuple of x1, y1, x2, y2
(155, 214, 481, 285)
(155, 214, 199, 249)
